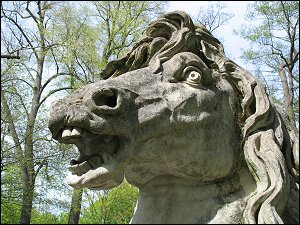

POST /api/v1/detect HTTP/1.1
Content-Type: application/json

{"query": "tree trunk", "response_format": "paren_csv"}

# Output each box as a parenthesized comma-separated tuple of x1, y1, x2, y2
(68, 188, 83, 224)
(1, 93, 35, 224)
(287, 67, 295, 128)
(19, 54, 43, 223)
(19, 178, 34, 224)
(278, 64, 295, 127)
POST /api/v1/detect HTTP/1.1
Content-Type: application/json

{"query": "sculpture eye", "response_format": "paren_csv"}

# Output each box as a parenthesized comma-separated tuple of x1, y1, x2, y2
(181, 66, 202, 87)
(186, 71, 201, 85)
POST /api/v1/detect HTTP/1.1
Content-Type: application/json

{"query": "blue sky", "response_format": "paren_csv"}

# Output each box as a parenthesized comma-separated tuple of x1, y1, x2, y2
(166, 1, 252, 70)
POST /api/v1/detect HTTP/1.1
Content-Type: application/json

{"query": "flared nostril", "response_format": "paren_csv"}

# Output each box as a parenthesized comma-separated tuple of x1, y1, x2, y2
(93, 89, 118, 108)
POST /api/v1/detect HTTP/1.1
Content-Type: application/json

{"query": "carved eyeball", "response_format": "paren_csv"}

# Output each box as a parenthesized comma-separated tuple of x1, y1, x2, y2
(186, 71, 201, 85)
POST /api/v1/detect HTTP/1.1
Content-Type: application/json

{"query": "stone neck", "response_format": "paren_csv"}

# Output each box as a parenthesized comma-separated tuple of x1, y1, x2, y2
(130, 175, 246, 224)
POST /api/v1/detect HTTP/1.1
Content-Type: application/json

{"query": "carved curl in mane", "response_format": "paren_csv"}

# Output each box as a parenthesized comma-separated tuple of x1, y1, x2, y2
(100, 11, 299, 223)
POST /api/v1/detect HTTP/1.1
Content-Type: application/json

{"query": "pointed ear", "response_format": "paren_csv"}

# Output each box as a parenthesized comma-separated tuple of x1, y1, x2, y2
(199, 40, 222, 70)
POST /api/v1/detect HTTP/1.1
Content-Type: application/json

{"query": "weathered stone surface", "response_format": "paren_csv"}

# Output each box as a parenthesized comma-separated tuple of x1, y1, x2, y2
(48, 11, 299, 224)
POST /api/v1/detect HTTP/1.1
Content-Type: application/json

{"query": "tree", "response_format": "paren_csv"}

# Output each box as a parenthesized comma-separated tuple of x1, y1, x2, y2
(67, 189, 83, 224)
(80, 181, 139, 224)
(1, 1, 73, 223)
(48, 1, 169, 87)
(90, 1, 168, 62)
(194, 2, 234, 34)
(1, 164, 22, 224)
(235, 1, 299, 128)
(47, 1, 104, 88)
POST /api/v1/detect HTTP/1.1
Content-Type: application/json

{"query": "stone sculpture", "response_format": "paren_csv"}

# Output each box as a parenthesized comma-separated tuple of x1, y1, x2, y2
(48, 11, 299, 224)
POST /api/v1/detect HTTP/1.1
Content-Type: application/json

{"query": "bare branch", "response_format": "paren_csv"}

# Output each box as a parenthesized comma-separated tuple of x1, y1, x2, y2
(25, 1, 39, 25)
(3, 77, 34, 90)
(1, 54, 20, 59)
(39, 87, 73, 107)
(41, 72, 70, 93)
(2, 7, 39, 59)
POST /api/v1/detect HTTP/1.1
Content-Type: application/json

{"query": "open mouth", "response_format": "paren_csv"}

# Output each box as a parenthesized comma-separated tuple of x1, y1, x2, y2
(58, 126, 120, 176)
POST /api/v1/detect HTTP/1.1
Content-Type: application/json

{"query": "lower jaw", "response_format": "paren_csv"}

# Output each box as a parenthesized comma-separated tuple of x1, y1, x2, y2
(66, 160, 124, 189)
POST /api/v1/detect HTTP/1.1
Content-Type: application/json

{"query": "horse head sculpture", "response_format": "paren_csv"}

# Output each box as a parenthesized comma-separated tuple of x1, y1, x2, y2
(48, 11, 299, 224)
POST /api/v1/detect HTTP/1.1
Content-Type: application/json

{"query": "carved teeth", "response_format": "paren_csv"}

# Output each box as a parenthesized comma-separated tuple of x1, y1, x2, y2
(62, 127, 83, 139)
(62, 127, 72, 139)
(71, 127, 83, 137)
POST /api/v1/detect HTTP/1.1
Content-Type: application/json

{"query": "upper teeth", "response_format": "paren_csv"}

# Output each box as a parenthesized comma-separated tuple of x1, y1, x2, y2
(62, 127, 83, 139)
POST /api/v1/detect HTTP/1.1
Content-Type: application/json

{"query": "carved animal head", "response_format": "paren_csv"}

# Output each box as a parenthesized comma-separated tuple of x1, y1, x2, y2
(48, 11, 299, 224)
